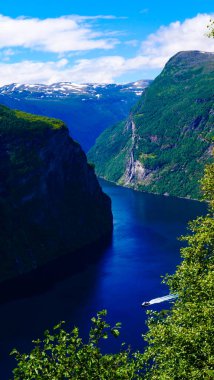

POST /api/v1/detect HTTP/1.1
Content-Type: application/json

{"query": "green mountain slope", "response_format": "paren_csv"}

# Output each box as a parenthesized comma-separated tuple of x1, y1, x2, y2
(88, 51, 214, 199)
(0, 105, 112, 283)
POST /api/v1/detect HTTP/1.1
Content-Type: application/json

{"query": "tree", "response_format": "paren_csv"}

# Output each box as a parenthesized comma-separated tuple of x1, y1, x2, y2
(141, 160, 214, 380)
(207, 20, 214, 38)
(11, 310, 144, 380)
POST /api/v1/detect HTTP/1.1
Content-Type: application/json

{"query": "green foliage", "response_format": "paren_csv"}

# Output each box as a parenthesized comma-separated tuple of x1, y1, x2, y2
(141, 160, 214, 379)
(14, 110, 64, 130)
(11, 310, 144, 380)
(89, 52, 214, 199)
(207, 19, 214, 38)
(201, 159, 214, 209)
(0, 105, 65, 135)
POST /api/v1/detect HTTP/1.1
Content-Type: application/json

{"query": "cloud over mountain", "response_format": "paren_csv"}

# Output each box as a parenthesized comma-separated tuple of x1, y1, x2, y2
(0, 13, 213, 85)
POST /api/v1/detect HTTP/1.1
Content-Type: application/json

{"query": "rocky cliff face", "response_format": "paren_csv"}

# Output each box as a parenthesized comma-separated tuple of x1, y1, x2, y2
(88, 51, 214, 199)
(0, 105, 113, 282)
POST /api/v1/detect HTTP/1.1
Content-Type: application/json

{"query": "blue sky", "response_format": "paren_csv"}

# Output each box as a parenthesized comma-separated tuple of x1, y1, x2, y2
(0, 0, 213, 84)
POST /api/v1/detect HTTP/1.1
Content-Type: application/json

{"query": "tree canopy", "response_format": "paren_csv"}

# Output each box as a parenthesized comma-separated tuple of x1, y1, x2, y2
(141, 161, 214, 380)
(11, 310, 144, 379)
(207, 20, 214, 38)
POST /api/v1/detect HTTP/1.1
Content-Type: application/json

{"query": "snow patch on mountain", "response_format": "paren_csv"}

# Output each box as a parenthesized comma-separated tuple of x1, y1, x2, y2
(0, 80, 152, 100)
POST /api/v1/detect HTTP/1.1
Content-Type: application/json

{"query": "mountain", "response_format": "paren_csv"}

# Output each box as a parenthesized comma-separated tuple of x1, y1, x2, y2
(0, 80, 151, 152)
(0, 105, 112, 283)
(88, 51, 214, 199)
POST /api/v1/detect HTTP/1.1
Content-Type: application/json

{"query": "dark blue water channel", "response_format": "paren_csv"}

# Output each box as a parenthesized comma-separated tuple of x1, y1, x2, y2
(0, 180, 207, 378)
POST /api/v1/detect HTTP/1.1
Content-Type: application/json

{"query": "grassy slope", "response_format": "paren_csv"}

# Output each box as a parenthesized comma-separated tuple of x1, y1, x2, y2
(0, 105, 65, 132)
(88, 120, 132, 182)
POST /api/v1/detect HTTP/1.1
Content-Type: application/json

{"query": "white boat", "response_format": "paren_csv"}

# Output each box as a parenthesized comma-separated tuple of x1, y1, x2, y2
(141, 294, 178, 307)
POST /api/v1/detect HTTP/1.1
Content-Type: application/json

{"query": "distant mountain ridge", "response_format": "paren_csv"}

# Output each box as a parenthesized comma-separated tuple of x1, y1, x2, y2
(0, 80, 151, 151)
(88, 51, 214, 199)
(0, 80, 150, 99)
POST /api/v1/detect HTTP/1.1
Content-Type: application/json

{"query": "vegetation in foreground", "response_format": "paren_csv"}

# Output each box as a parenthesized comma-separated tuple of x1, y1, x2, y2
(10, 159, 214, 379)
(142, 160, 214, 380)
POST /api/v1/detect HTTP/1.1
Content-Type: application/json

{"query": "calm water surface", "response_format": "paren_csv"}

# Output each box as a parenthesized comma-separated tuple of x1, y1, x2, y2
(0, 180, 206, 378)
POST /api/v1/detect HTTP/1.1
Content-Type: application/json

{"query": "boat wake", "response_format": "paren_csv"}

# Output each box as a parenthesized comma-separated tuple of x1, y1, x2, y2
(142, 294, 178, 307)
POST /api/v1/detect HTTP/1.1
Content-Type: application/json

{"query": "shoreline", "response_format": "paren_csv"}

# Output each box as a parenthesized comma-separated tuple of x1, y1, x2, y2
(98, 176, 205, 204)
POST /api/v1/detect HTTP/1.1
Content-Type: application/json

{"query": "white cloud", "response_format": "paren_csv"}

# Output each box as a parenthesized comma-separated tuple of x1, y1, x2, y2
(0, 57, 126, 85)
(0, 13, 213, 85)
(139, 13, 214, 68)
(0, 14, 119, 53)
(0, 48, 15, 62)
(125, 40, 140, 47)
(2, 48, 14, 57)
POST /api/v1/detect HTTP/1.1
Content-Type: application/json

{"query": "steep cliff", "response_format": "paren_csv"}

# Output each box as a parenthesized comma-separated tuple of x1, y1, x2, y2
(88, 51, 214, 199)
(0, 105, 112, 282)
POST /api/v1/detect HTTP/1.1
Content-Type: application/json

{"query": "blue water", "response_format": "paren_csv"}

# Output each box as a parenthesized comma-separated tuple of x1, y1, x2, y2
(0, 180, 206, 378)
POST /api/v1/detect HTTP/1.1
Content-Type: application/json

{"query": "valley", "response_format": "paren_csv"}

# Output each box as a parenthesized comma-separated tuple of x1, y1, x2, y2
(0, 80, 151, 152)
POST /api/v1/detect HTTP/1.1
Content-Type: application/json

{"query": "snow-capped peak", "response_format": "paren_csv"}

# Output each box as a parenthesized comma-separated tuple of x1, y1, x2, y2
(0, 80, 151, 100)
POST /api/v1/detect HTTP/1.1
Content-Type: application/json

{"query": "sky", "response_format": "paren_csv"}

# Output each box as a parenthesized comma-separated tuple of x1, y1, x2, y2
(0, 0, 214, 85)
